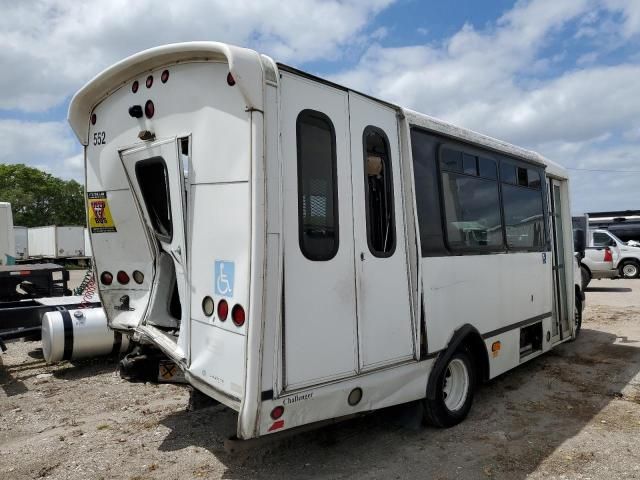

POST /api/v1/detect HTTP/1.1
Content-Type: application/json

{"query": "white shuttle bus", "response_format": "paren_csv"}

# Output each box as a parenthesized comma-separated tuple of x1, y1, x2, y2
(68, 42, 583, 441)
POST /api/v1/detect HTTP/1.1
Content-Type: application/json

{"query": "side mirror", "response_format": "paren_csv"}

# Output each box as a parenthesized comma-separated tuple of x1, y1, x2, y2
(574, 229, 586, 255)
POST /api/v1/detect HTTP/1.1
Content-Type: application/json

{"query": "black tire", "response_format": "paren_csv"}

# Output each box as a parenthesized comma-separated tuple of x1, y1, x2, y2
(619, 260, 640, 279)
(423, 349, 475, 428)
(573, 294, 582, 340)
(580, 265, 591, 290)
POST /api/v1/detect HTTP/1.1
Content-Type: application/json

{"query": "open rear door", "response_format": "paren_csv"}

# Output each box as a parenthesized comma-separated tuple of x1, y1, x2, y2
(119, 137, 190, 361)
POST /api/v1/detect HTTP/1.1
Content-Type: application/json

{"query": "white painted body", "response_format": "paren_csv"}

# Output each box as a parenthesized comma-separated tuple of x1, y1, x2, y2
(27, 226, 85, 258)
(0, 203, 16, 265)
(68, 42, 579, 440)
(14, 226, 28, 259)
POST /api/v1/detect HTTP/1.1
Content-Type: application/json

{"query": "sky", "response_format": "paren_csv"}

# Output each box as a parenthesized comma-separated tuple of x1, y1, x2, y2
(1, 0, 639, 213)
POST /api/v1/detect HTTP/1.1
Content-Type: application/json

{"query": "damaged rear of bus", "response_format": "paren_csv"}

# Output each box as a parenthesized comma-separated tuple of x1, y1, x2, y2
(68, 43, 270, 437)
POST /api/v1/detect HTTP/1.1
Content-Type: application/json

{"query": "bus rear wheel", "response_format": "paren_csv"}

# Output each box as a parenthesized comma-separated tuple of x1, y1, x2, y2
(423, 349, 475, 428)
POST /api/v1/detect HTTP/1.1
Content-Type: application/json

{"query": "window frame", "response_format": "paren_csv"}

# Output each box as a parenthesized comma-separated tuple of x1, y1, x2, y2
(296, 109, 340, 261)
(361, 125, 397, 258)
(437, 144, 506, 254)
(498, 158, 548, 252)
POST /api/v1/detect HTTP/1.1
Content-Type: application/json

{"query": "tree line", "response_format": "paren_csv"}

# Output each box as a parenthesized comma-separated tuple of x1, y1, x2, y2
(0, 164, 85, 227)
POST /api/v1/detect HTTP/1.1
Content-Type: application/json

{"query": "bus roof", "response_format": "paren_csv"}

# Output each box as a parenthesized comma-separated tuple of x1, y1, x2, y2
(404, 109, 568, 178)
(68, 41, 569, 179)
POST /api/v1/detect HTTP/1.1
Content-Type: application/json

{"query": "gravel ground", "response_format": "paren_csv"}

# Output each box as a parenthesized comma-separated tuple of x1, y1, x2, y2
(1, 277, 639, 479)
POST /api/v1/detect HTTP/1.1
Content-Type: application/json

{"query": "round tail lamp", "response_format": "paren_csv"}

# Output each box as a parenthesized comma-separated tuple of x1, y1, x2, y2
(100, 271, 113, 285)
(217, 299, 229, 321)
(144, 100, 155, 119)
(116, 271, 130, 285)
(202, 296, 214, 317)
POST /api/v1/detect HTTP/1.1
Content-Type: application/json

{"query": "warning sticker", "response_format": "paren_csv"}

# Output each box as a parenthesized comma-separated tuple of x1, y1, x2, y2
(87, 191, 117, 233)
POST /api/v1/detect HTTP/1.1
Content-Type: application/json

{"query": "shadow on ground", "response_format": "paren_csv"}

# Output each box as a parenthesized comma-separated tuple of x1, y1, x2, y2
(155, 326, 640, 479)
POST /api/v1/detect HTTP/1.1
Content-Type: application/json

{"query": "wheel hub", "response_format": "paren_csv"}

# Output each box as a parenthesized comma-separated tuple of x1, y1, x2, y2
(442, 358, 470, 412)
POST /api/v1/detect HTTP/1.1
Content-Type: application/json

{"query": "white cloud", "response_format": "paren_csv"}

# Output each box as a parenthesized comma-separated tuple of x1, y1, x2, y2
(0, 0, 393, 112)
(331, 0, 640, 212)
(0, 119, 82, 180)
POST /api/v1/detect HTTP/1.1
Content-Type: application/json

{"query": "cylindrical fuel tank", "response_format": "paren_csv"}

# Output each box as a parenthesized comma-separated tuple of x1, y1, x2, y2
(41, 308, 129, 363)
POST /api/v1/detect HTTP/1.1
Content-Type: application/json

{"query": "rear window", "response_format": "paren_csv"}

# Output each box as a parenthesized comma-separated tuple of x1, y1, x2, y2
(135, 156, 173, 242)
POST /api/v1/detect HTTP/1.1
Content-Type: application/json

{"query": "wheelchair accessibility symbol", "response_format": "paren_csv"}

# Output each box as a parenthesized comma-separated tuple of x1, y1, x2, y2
(214, 260, 235, 297)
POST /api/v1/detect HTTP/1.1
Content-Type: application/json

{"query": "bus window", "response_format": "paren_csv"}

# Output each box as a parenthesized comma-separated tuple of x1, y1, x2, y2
(296, 110, 339, 261)
(440, 148, 503, 251)
(500, 162, 546, 249)
(363, 126, 396, 257)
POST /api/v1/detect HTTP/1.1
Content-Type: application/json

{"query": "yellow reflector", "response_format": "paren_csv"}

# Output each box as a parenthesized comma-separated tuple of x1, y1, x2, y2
(491, 341, 501, 352)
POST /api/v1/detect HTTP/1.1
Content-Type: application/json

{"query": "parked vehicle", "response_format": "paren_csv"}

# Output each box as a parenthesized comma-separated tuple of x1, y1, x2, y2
(0, 203, 16, 265)
(588, 229, 640, 279)
(27, 226, 85, 259)
(68, 42, 583, 442)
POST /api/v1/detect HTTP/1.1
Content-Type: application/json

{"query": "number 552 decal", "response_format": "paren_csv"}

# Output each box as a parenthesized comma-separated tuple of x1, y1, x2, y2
(93, 131, 106, 145)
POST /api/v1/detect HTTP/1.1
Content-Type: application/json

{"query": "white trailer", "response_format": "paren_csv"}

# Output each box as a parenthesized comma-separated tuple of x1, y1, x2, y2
(68, 42, 583, 442)
(28, 226, 85, 259)
(14, 226, 28, 260)
(0, 203, 16, 265)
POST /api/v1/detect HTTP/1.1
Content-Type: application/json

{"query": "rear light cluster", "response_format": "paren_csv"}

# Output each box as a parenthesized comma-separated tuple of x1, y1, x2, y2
(201, 297, 246, 327)
(100, 270, 144, 285)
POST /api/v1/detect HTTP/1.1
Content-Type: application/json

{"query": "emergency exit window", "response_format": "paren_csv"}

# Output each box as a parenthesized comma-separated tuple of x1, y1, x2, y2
(135, 156, 173, 242)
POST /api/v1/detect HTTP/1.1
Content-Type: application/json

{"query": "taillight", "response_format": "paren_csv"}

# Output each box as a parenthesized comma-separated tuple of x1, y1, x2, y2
(132, 80, 139, 93)
(604, 248, 613, 262)
(161, 69, 169, 83)
(117, 271, 130, 285)
(227, 72, 236, 86)
(144, 100, 154, 119)
(146, 75, 153, 88)
(232, 304, 245, 327)
(202, 296, 214, 317)
(91, 113, 97, 125)
(100, 271, 113, 285)
(132, 270, 144, 284)
(270, 406, 284, 420)
(217, 299, 229, 321)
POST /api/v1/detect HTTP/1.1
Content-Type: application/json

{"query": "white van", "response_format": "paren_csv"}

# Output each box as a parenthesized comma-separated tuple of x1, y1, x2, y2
(68, 42, 582, 441)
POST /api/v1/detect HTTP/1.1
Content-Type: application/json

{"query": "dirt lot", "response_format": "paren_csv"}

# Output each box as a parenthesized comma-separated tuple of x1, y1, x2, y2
(1, 277, 639, 479)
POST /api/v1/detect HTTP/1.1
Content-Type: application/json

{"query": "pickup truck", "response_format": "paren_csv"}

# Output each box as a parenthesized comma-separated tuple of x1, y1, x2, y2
(581, 229, 640, 287)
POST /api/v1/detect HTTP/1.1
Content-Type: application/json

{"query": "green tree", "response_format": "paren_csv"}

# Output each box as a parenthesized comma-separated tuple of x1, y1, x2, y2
(0, 164, 85, 227)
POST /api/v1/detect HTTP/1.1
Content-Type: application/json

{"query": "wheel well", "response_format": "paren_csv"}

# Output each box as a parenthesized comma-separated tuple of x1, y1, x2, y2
(619, 257, 640, 266)
(460, 332, 489, 384)
(580, 262, 592, 277)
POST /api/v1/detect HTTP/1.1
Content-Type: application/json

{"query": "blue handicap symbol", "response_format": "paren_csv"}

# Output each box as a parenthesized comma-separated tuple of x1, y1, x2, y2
(214, 260, 235, 297)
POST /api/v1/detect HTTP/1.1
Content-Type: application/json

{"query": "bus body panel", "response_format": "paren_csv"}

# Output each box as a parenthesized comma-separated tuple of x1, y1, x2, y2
(68, 42, 581, 441)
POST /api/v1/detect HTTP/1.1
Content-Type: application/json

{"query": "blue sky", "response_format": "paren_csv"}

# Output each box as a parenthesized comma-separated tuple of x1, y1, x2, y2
(1, 0, 639, 213)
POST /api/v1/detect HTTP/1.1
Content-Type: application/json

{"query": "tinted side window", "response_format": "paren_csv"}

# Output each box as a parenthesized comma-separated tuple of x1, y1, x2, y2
(500, 162, 545, 250)
(410, 128, 447, 256)
(502, 185, 545, 249)
(593, 232, 613, 247)
(363, 127, 396, 257)
(296, 110, 339, 261)
(440, 147, 503, 251)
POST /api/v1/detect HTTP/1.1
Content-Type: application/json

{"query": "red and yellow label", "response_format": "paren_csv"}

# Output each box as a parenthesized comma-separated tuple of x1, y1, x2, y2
(87, 191, 117, 233)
